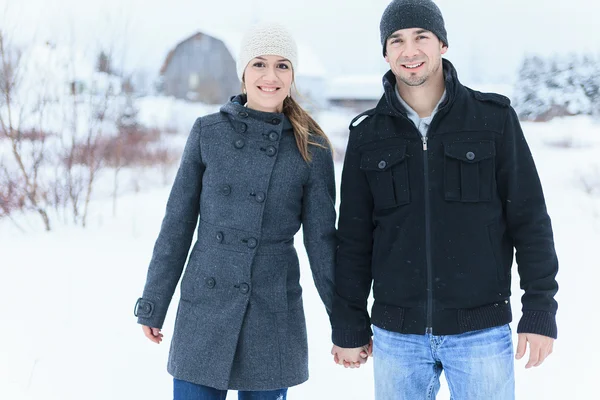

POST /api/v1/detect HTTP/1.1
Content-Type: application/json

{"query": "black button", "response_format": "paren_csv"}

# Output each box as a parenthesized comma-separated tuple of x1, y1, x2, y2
(234, 139, 245, 149)
(239, 283, 250, 294)
(206, 277, 216, 288)
(466, 151, 475, 161)
(239, 123, 247, 133)
(216, 232, 224, 243)
(378, 160, 387, 169)
(239, 111, 248, 118)
(221, 184, 231, 196)
(271, 118, 281, 125)
(135, 299, 153, 317)
(255, 192, 266, 203)
(135, 298, 153, 316)
(247, 237, 258, 249)
(265, 146, 277, 157)
(268, 131, 279, 141)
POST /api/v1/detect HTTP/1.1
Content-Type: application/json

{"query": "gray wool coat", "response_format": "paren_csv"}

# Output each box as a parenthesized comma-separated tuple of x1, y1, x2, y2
(135, 95, 337, 391)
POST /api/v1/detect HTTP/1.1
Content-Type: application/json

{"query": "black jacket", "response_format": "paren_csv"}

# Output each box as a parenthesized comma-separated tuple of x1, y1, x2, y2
(331, 59, 559, 348)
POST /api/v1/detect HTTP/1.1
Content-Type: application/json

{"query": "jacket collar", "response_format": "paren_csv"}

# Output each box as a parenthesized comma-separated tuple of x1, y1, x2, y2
(376, 58, 461, 118)
(220, 94, 293, 130)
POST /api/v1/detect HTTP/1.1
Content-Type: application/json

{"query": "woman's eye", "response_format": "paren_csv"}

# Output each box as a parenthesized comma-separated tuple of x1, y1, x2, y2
(253, 62, 265, 67)
(278, 64, 289, 69)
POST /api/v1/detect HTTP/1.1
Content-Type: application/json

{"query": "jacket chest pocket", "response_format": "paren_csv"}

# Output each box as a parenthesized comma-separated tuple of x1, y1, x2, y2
(443, 141, 495, 202)
(360, 146, 410, 209)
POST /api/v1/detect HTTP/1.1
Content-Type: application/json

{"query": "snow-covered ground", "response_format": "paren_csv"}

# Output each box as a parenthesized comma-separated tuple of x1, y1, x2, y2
(1, 113, 599, 399)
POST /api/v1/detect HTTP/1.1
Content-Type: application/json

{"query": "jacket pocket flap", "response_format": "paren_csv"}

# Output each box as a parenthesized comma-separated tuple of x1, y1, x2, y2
(360, 146, 407, 171)
(444, 141, 495, 163)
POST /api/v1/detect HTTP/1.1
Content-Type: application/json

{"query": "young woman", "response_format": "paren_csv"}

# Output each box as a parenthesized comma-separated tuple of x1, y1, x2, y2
(134, 22, 336, 399)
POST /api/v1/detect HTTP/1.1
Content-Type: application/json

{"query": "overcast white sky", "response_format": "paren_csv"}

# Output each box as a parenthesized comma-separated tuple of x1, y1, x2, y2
(2, 0, 599, 85)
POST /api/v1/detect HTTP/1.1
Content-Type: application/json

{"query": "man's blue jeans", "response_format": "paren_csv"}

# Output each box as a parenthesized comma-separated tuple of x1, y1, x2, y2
(173, 379, 287, 400)
(373, 324, 515, 400)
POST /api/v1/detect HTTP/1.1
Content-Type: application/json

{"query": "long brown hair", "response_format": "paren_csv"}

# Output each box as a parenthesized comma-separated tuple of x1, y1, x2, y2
(282, 93, 331, 163)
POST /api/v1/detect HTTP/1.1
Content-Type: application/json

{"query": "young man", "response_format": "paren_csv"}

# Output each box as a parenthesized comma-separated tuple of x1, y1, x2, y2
(330, 0, 559, 398)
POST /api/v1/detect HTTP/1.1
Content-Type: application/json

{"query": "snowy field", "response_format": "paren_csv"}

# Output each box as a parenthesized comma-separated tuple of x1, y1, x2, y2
(1, 113, 599, 399)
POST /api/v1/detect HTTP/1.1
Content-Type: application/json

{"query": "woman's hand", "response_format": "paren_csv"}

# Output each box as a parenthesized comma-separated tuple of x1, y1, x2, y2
(331, 340, 371, 368)
(142, 325, 163, 344)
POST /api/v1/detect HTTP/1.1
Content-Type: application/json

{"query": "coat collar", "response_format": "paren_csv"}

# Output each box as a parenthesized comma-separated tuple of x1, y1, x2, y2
(375, 58, 462, 118)
(220, 94, 293, 130)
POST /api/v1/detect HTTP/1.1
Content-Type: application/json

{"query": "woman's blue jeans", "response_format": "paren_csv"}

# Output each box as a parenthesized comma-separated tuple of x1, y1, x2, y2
(173, 379, 287, 400)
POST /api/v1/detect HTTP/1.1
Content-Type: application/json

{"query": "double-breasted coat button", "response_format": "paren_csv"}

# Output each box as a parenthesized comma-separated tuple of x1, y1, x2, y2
(268, 131, 279, 141)
(466, 151, 475, 161)
(221, 184, 231, 195)
(265, 146, 277, 157)
(216, 231, 224, 243)
(271, 118, 281, 125)
(378, 160, 387, 169)
(239, 283, 250, 294)
(239, 123, 247, 133)
(255, 192, 266, 203)
(247, 237, 258, 249)
(239, 111, 248, 118)
(234, 139, 245, 149)
(205, 277, 216, 288)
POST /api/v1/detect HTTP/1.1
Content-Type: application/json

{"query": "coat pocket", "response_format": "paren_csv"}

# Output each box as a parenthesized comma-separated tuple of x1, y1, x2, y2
(443, 141, 495, 202)
(360, 146, 410, 209)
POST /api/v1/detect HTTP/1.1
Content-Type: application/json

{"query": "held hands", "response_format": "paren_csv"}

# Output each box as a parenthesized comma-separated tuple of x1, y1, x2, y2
(515, 333, 554, 368)
(142, 325, 164, 344)
(331, 338, 373, 368)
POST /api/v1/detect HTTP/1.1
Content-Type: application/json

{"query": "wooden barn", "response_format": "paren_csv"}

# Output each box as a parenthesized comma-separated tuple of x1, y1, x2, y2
(159, 32, 239, 104)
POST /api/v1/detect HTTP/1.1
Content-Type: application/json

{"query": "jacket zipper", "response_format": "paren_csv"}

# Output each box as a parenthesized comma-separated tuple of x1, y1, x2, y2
(422, 101, 449, 335)
(395, 100, 448, 335)
(422, 135, 433, 334)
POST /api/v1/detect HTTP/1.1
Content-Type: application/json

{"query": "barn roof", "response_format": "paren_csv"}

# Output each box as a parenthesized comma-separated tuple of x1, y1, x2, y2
(160, 32, 225, 75)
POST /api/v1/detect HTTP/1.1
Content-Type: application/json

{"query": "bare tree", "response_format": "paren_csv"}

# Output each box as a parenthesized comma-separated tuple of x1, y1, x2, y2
(81, 81, 114, 227)
(0, 30, 52, 230)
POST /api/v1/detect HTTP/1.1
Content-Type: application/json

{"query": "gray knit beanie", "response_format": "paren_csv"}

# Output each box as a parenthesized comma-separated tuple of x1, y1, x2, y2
(237, 22, 298, 81)
(380, 0, 448, 56)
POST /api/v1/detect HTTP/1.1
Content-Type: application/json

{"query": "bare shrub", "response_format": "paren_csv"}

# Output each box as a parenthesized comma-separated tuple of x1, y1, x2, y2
(0, 31, 52, 230)
(544, 136, 587, 149)
(1, 27, 179, 230)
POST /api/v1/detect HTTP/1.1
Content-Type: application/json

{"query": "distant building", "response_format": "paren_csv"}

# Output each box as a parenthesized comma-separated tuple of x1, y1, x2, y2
(326, 75, 383, 111)
(159, 32, 238, 104)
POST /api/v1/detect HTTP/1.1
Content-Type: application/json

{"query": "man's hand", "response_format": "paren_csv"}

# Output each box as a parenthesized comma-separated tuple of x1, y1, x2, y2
(331, 339, 372, 368)
(515, 333, 554, 368)
(142, 325, 163, 344)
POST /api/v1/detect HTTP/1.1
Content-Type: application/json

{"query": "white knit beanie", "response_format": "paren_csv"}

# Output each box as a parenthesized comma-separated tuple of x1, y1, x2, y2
(236, 22, 298, 82)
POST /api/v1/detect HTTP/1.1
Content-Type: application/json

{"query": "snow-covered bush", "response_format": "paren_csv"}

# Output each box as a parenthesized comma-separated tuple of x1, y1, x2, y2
(514, 53, 600, 121)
